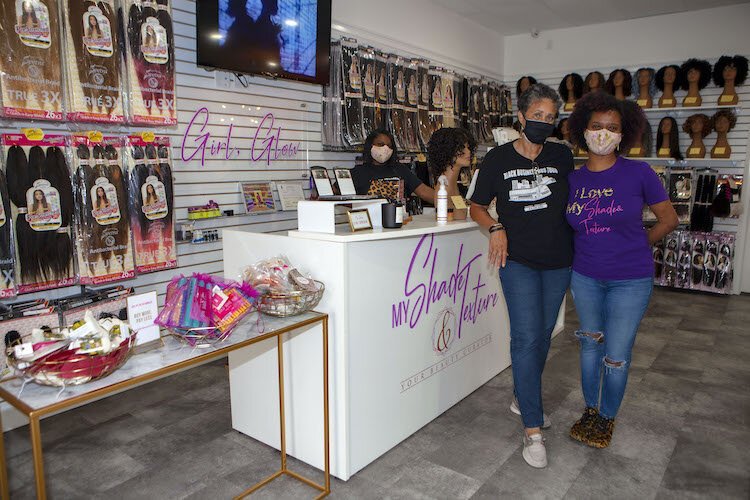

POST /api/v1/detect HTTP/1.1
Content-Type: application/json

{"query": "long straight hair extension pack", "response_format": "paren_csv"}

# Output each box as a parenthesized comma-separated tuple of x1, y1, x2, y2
(428, 66, 444, 135)
(403, 59, 420, 152)
(62, 0, 124, 123)
(374, 50, 390, 132)
(441, 69, 455, 128)
(0, 0, 65, 120)
(0, 164, 17, 298)
(122, 0, 176, 125)
(340, 37, 364, 147)
(321, 40, 345, 150)
(417, 60, 431, 149)
(3, 132, 76, 293)
(359, 46, 377, 138)
(389, 54, 407, 151)
(125, 134, 176, 273)
(71, 134, 135, 284)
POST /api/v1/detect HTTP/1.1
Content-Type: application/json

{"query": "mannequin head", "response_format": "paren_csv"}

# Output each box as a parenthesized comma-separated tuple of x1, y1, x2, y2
(680, 59, 712, 90)
(632, 67, 656, 97)
(427, 127, 477, 179)
(710, 109, 737, 134)
(655, 65, 682, 91)
(637, 119, 653, 156)
(558, 73, 584, 102)
(583, 71, 605, 93)
(554, 118, 570, 141)
(656, 117, 683, 160)
(713, 55, 749, 87)
(515, 76, 537, 98)
(605, 69, 632, 96)
(682, 114, 712, 138)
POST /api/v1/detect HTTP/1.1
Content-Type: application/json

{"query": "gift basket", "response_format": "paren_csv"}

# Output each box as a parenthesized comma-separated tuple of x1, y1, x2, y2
(243, 257, 324, 317)
(156, 273, 258, 346)
(5, 311, 136, 387)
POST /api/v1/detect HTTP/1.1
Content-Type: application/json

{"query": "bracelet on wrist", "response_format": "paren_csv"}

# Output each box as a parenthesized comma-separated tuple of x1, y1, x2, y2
(489, 223, 505, 233)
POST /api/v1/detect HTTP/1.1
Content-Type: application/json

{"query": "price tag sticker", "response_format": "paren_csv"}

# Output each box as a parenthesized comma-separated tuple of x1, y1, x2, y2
(451, 196, 467, 209)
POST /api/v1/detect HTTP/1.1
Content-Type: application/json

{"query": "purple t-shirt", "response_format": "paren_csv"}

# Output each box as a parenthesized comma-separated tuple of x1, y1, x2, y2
(566, 157, 669, 280)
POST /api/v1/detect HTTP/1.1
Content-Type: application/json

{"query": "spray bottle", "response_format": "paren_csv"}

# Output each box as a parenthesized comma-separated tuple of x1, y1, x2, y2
(436, 175, 448, 224)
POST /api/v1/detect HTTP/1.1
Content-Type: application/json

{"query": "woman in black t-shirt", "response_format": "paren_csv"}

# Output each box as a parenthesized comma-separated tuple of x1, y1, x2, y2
(352, 129, 435, 203)
(470, 83, 573, 469)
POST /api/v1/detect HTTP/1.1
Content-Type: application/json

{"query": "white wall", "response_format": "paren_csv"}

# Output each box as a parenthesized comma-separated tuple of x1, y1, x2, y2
(332, 0, 505, 79)
(503, 4, 750, 78)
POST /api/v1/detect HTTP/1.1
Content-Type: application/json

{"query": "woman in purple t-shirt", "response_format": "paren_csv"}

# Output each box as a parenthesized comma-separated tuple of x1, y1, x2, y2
(565, 92, 678, 449)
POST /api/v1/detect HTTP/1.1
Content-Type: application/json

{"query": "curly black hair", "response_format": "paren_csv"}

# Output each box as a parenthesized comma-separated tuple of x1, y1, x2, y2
(713, 55, 749, 87)
(682, 114, 713, 138)
(426, 127, 477, 179)
(656, 117, 683, 161)
(604, 69, 632, 97)
(515, 76, 537, 98)
(710, 109, 738, 130)
(584, 71, 605, 93)
(558, 73, 584, 101)
(680, 58, 712, 90)
(567, 92, 645, 154)
(655, 65, 682, 91)
(553, 118, 569, 140)
(362, 128, 399, 167)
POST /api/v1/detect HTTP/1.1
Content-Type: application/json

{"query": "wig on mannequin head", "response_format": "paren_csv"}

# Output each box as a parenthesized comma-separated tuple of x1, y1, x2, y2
(558, 73, 584, 102)
(713, 55, 749, 87)
(583, 71, 605, 93)
(426, 127, 477, 180)
(515, 76, 537, 99)
(710, 109, 738, 131)
(604, 69, 632, 97)
(567, 92, 646, 154)
(680, 58, 712, 90)
(656, 117, 683, 160)
(553, 118, 569, 140)
(362, 128, 399, 167)
(632, 67, 657, 97)
(682, 114, 713, 138)
(655, 65, 683, 91)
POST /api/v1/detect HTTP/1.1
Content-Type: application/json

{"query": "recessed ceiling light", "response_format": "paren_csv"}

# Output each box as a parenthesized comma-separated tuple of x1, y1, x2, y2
(268, 62, 278, 67)
(210, 33, 224, 40)
(284, 19, 298, 27)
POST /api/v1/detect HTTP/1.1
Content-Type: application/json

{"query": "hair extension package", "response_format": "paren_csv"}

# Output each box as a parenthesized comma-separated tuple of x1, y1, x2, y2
(359, 46, 377, 138)
(2, 131, 76, 293)
(0, 0, 65, 120)
(125, 134, 176, 273)
(0, 159, 16, 298)
(70, 133, 135, 284)
(62, 0, 124, 123)
(122, 0, 176, 125)
(340, 37, 364, 147)
(416, 60, 431, 149)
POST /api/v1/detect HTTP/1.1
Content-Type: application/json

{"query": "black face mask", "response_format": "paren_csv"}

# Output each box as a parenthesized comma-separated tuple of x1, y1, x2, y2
(523, 119, 555, 144)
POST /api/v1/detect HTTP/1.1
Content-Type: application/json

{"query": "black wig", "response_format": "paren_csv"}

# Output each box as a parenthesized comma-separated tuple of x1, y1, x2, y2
(583, 71, 605, 93)
(426, 128, 477, 180)
(713, 55, 749, 87)
(604, 69, 632, 97)
(680, 59, 712, 90)
(515, 76, 537, 99)
(656, 117, 683, 161)
(558, 73, 584, 102)
(655, 65, 682, 91)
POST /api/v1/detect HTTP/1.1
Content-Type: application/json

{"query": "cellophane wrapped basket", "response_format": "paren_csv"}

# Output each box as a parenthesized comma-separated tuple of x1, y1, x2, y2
(7, 334, 137, 387)
(258, 281, 325, 317)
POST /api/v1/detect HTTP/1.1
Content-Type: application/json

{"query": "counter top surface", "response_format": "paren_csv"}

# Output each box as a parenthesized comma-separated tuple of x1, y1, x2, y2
(287, 214, 481, 242)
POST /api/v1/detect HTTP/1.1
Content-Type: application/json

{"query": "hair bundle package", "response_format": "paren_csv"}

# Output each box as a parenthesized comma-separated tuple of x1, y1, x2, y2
(126, 134, 176, 273)
(416, 60, 431, 149)
(0, 0, 65, 120)
(0, 165, 17, 298)
(122, 0, 176, 125)
(2, 133, 76, 294)
(340, 37, 364, 147)
(63, 0, 124, 123)
(71, 134, 134, 284)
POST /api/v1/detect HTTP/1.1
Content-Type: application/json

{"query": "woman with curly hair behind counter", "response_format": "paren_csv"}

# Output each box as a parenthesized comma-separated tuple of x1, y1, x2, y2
(427, 127, 476, 220)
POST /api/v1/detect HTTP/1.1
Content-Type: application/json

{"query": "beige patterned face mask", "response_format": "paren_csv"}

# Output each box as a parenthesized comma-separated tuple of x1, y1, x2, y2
(584, 129, 622, 155)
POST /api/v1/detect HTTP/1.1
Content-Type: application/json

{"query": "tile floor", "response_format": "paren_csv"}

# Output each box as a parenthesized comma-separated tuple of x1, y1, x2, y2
(3, 288, 749, 499)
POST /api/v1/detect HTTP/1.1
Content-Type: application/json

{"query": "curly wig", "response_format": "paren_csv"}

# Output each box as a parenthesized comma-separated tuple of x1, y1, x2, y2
(362, 128, 400, 167)
(682, 114, 713, 138)
(558, 73, 584, 101)
(655, 65, 682, 91)
(713, 55, 749, 87)
(631, 67, 657, 97)
(426, 127, 477, 179)
(583, 71, 605, 93)
(567, 92, 645, 154)
(710, 109, 738, 131)
(656, 117, 683, 161)
(680, 58, 712, 90)
(515, 76, 537, 98)
(604, 69, 632, 97)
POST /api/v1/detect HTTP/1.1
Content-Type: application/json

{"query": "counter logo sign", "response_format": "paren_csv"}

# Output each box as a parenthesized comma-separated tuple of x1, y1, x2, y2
(433, 308, 456, 355)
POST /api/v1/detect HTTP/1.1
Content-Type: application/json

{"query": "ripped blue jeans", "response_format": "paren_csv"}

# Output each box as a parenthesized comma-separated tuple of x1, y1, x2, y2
(570, 271, 653, 419)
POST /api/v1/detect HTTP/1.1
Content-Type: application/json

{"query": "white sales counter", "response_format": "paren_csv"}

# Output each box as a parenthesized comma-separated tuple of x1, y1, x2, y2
(223, 215, 565, 480)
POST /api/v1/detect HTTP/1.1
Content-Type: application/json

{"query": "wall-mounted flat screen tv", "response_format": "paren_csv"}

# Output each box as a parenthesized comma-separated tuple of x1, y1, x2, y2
(196, 0, 332, 84)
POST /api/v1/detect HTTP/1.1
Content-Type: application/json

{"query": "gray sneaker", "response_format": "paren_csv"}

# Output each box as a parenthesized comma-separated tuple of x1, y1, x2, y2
(522, 432, 547, 468)
(511, 396, 552, 429)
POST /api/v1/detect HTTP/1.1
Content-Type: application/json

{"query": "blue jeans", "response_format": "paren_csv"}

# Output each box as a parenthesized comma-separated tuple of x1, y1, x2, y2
(499, 260, 571, 429)
(570, 271, 653, 419)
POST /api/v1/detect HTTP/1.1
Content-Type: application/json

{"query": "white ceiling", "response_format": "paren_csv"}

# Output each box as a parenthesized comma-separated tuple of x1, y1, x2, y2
(427, 0, 750, 36)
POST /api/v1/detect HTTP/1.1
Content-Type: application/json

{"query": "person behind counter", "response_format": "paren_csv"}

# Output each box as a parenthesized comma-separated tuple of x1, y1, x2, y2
(427, 127, 476, 220)
(469, 83, 573, 469)
(565, 92, 678, 449)
(352, 129, 435, 203)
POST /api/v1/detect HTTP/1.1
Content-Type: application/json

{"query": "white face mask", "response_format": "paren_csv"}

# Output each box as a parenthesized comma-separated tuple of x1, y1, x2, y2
(584, 129, 622, 156)
(371, 145, 394, 164)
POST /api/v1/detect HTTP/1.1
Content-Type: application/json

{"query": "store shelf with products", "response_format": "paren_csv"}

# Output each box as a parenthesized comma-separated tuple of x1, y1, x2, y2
(574, 157, 745, 168)
(561, 104, 741, 118)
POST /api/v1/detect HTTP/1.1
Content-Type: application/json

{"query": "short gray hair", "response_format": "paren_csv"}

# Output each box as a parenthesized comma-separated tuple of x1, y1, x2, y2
(518, 83, 562, 115)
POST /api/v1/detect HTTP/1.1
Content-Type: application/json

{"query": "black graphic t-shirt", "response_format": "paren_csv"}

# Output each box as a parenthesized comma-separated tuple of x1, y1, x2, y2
(470, 140, 574, 269)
